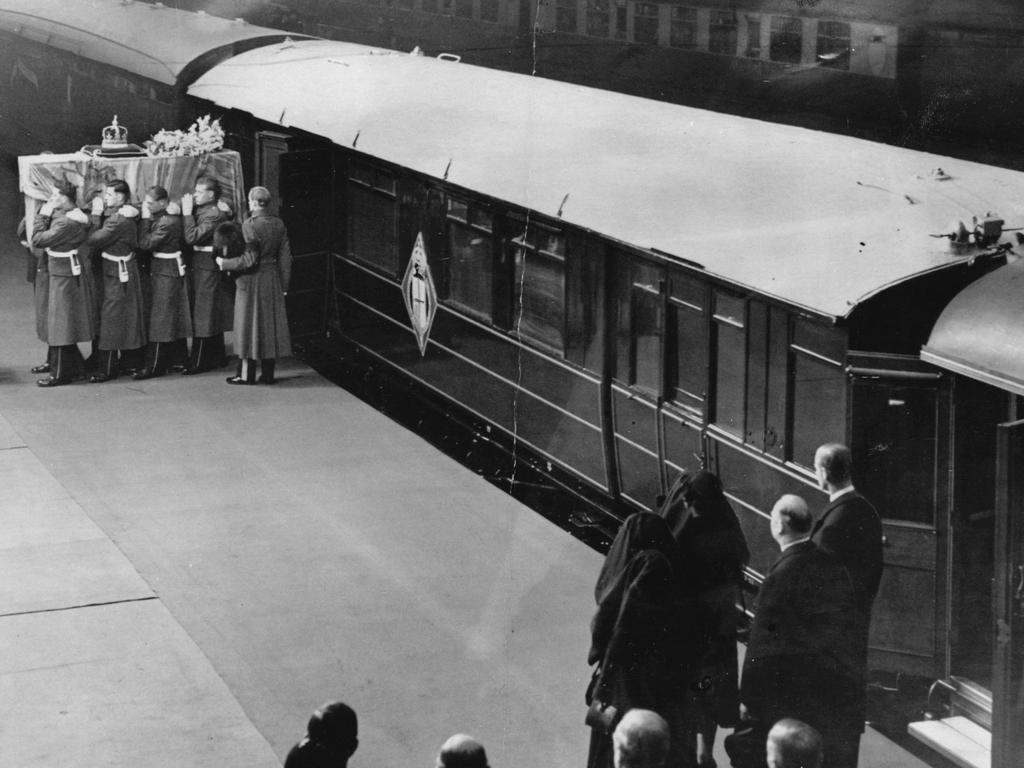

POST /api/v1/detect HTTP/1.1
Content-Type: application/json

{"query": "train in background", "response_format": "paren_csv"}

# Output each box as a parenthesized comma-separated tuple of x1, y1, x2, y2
(180, 0, 1024, 170)
(3, 3, 1024, 767)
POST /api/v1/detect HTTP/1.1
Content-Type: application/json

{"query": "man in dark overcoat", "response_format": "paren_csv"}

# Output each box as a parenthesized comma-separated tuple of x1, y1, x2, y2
(182, 174, 234, 374)
(30, 181, 94, 386)
(811, 442, 884, 768)
(86, 179, 144, 382)
(740, 495, 861, 768)
(134, 185, 191, 379)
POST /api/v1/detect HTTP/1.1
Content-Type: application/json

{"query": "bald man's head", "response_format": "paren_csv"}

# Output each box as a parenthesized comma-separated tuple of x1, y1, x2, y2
(766, 719, 823, 768)
(612, 709, 670, 768)
(436, 734, 489, 768)
(770, 494, 812, 545)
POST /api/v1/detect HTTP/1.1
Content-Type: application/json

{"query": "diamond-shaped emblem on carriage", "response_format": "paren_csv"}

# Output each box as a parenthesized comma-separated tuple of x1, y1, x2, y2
(401, 232, 437, 356)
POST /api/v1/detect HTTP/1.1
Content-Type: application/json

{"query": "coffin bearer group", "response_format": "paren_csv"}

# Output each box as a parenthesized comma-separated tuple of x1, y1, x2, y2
(25, 174, 292, 387)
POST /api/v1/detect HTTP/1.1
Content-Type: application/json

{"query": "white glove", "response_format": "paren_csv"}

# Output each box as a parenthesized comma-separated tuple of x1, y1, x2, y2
(140, 200, 152, 220)
(166, 201, 181, 216)
(217, 200, 233, 215)
(118, 204, 140, 219)
(66, 208, 89, 225)
(181, 193, 194, 216)
(90, 196, 105, 216)
(215, 257, 226, 270)
(39, 201, 55, 217)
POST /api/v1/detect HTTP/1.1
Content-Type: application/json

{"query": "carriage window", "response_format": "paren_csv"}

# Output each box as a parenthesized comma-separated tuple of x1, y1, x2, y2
(745, 15, 762, 58)
(791, 352, 846, 467)
(585, 0, 609, 36)
(770, 15, 802, 63)
(817, 20, 851, 70)
(556, 0, 578, 32)
(633, 3, 659, 44)
(668, 277, 706, 410)
(628, 264, 663, 392)
(347, 165, 398, 276)
(614, 0, 627, 40)
(790, 320, 846, 466)
(512, 227, 566, 353)
(480, 0, 499, 22)
(445, 199, 494, 323)
(709, 10, 737, 54)
(852, 380, 938, 525)
(713, 291, 746, 436)
(670, 7, 697, 49)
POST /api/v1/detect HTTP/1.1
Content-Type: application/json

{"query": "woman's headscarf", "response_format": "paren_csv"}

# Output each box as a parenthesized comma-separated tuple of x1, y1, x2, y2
(594, 512, 681, 605)
(589, 512, 685, 667)
(658, 471, 750, 586)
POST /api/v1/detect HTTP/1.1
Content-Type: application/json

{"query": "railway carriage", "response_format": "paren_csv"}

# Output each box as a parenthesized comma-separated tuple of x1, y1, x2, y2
(0, 0, 302, 156)
(3, 3, 1024, 765)
(189, 41, 1024, 766)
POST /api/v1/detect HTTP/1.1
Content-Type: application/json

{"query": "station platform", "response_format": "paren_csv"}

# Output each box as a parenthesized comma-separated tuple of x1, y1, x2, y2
(0, 158, 934, 767)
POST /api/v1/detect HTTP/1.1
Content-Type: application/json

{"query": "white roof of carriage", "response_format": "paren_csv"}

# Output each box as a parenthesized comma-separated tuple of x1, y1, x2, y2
(0, 0, 296, 86)
(191, 39, 1024, 319)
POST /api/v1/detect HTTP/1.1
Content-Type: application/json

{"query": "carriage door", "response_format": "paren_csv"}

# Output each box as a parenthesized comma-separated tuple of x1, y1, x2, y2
(848, 359, 949, 677)
(992, 418, 1024, 767)
(277, 148, 335, 339)
(610, 255, 665, 509)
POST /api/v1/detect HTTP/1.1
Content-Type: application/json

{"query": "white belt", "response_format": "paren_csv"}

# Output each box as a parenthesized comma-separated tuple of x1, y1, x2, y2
(102, 252, 133, 283)
(193, 245, 214, 252)
(154, 251, 187, 277)
(48, 249, 82, 276)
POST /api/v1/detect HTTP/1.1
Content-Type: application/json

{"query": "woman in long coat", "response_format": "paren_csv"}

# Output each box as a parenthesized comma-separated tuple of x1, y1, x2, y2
(659, 471, 750, 768)
(215, 186, 291, 385)
(586, 512, 696, 768)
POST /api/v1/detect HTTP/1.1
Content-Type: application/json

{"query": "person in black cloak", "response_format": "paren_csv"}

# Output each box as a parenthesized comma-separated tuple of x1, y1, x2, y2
(587, 511, 695, 768)
(659, 471, 750, 768)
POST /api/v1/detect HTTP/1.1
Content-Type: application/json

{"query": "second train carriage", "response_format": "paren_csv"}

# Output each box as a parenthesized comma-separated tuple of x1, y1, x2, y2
(187, 40, 1024, 764)
(3, 1, 1024, 762)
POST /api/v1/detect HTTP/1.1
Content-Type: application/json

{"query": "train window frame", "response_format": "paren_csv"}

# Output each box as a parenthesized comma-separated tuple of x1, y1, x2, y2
(633, 2, 660, 45)
(584, 0, 610, 37)
(669, 6, 698, 49)
(508, 222, 568, 356)
(628, 269, 664, 395)
(667, 273, 707, 414)
(346, 162, 399, 277)
(744, 15, 762, 58)
(708, 10, 738, 55)
(816, 20, 851, 70)
(769, 15, 803, 64)
(712, 290, 747, 438)
(614, 0, 627, 41)
(556, 0, 579, 33)
(443, 197, 496, 324)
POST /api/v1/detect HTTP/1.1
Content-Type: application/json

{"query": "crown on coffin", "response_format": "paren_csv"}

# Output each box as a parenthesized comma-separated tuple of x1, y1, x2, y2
(101, 116, 129, 149)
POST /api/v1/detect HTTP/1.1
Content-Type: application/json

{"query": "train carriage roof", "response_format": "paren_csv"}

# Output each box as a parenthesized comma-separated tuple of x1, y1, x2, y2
(0, 0, 297, 86)
(922, 259, 1024, 397)
(190, 40, 1024, 320)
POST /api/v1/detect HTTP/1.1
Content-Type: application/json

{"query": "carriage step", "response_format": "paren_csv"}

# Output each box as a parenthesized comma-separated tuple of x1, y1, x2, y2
(907, 716, 990, 768)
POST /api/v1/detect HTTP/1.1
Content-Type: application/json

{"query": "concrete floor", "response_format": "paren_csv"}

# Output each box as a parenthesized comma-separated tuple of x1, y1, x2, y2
(0, 158, 934, 768)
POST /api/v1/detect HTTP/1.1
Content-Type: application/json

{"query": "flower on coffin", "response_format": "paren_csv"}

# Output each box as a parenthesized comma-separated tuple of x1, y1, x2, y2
(145, 114, 225, 157)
